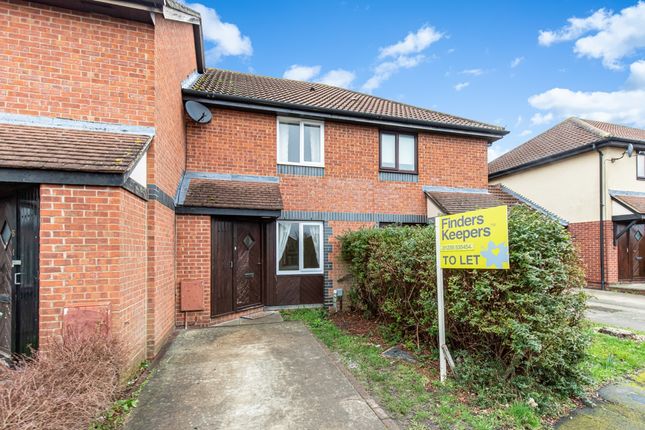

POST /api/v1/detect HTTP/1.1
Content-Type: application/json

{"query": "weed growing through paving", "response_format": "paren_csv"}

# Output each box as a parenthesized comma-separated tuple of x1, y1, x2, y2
(284, 309, 645, 430)
(90, 360, 153, 430)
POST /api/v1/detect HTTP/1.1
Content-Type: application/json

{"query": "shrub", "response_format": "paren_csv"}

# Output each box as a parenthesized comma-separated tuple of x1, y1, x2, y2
(341, 205, 589, 403)
(0, 332, 126, 430)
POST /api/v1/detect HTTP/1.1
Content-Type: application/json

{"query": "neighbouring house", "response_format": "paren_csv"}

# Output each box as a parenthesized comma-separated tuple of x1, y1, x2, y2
(0, 0, 511, 367)
(0, 0, 204, 366)
(489, 117, 645, 289)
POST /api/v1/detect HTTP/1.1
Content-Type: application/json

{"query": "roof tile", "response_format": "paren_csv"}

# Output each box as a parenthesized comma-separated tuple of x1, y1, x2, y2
(490, 118, 645, 176)
(183, 179, 283, 210)
(0, 123, 150, 174)
(189, 69, 506, 135)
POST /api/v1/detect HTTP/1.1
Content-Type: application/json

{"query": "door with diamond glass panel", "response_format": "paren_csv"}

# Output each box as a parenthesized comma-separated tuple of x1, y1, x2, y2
(618, 223, 645, 282)
(211, 219, 263, 316)
(0, 193, 17, 357)
(631, 224, 645, 281)
(234, 222, 263, 309)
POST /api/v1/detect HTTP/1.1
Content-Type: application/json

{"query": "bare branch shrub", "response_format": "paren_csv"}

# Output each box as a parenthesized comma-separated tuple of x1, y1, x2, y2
(0, 331, 126, 430)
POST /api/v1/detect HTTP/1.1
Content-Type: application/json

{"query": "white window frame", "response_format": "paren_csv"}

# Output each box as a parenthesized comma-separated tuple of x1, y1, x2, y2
(276, 117, 325, 167)
(276, 221, 324, 275)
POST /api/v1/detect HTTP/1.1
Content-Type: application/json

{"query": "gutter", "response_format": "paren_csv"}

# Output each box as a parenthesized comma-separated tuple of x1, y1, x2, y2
(182, 89, 509, 142)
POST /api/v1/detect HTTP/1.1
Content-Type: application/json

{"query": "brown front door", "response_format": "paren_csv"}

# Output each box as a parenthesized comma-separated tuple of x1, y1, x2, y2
(212, 219, 264, 317)
(618, 223, 645, 282)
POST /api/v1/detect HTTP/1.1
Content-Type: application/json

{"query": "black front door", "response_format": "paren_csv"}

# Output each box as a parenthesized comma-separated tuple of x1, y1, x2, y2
(0, 186, 39, 357)
(0, 193, 17, 357)
(212, 219, 264, 317)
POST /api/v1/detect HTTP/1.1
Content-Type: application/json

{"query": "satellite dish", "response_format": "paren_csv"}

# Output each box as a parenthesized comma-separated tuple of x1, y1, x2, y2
(185, 101, 212, 124)
(626, 143, 634, 158)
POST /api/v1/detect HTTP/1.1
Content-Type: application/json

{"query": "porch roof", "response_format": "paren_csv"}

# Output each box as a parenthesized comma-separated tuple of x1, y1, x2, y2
(425, 184, 568, 225)
(177, 174, 283, 214)
(0, 122, 152, 174)
(612, 192, 645, 214)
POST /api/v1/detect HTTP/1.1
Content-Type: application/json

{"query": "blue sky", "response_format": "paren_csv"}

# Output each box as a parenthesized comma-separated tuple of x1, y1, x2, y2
(185, 1, 645, 160)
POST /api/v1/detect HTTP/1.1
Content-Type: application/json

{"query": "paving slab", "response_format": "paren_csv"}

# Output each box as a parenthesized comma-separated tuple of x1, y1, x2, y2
(125, 320, 387, 430)
(585, 289, 645, 332)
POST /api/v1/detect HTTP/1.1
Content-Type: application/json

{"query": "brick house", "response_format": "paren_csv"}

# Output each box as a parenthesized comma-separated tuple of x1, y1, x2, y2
(490, 118, 645, 289)
(176, 69, 509, 325)
(0, 0, 510, 366)
(0, 0, 204, 366)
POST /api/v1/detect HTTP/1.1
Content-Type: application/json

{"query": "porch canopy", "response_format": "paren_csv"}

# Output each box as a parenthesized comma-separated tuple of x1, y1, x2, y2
(175, 172, 283, 217)
(0, 115, 153, 187)
(611, 191, 645, 221)
(425, 184, 568, 226)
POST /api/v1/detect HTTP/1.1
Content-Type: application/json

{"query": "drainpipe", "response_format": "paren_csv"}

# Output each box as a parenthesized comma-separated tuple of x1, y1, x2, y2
(595, 145, 606, 290)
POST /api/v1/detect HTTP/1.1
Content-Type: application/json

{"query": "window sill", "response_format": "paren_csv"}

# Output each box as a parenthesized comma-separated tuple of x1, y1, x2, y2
(379, 171, 419, 183)
(277, 271, 324, 276)
(277, 164, 324, 177)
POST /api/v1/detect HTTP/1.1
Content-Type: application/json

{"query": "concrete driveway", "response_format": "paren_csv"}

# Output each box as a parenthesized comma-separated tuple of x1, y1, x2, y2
(125, 314, 390, 430)
(585, 289, 645, 332)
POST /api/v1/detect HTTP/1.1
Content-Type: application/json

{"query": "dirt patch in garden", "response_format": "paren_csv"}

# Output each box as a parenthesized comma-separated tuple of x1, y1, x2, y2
(330, 312, 385, 342)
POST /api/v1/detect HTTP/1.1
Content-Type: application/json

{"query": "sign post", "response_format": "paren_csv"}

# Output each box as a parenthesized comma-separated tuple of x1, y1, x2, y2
(435, 205, 510, 382)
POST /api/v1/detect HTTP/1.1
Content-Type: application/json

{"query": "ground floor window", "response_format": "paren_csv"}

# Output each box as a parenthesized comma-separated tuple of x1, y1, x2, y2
(277, 221, 323, 274)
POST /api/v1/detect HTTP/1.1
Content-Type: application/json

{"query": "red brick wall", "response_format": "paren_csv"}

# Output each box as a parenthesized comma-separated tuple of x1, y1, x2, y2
(146, 201, 176, 357)
(568, 220, 618, 285)
(144, 15, 197, 357)
(39, 185, 147, 366)
(150, 15, 196, 196)
(176, 215, 211, 326)
(186, 108, 489, 216)
(0, 0, 155, 126)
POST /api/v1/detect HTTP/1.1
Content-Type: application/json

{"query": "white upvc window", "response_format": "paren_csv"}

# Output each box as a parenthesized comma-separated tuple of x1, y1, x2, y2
(277, 117, 324, 167)
(276, 221, 324, 275)
(637, 153, 645, 179)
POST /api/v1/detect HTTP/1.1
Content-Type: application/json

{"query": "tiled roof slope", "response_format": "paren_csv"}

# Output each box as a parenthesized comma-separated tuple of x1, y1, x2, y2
(490, 118, 645, 176)
(425, 189, 508, 214)
(0, 123, 151, 174)
(425, 184, 568, 225)
(183, 179, 283, 210)
(187, 69, 506, 136)
(612, 193, 645, 214)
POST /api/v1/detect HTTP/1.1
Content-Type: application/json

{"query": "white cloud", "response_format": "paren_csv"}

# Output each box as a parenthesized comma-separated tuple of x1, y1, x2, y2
(283, 65, 322, 81)
(530, 112, 554, 125)
(538, 3, 645, 69)
(282, 65, 355, 89)
(528, 61, 645, 127)
(317, 69, 356, 88)
(454, 81, 470, 91)
(378, 25, 443, 59)
(514, 115, 523, 127)
(488, 145, 509, 161)
(519, 129, 533, 136)
(510, 57, 524, 68)
(628, 59, 645, 87)
(362, 54, 425, 92)
(362, 25, 443, 92)
(529, 86, 645, 127)
(186, 2, 252, 64)
(538, 9, 611, 46)
(461, 68, 483, 76)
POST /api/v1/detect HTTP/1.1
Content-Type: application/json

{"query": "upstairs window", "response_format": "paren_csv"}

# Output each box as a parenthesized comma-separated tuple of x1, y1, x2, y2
(380, 131, 417, 173)
(278, 118, 324, 166)
(638, 153, 645, 179)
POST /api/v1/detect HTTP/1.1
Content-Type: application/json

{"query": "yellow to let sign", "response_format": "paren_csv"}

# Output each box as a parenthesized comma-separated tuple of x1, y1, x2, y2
(437, 205, 509, 269)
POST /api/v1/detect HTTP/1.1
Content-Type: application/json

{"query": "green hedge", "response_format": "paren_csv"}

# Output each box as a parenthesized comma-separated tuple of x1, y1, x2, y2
(340, 205, 589, 404)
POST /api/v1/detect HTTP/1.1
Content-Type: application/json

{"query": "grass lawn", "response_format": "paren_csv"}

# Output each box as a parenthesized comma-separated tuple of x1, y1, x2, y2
(283, 309, 645, 430)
